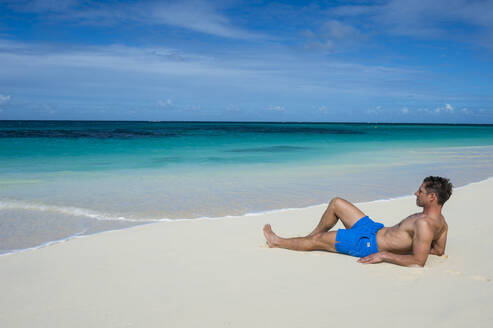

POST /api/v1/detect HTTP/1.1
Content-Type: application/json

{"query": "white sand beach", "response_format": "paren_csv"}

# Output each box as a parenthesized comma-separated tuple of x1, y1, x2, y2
(0, 178, 492, 327)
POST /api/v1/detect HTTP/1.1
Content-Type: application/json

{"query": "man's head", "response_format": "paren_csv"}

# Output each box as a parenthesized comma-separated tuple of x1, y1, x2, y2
(415, 176, 453, 207)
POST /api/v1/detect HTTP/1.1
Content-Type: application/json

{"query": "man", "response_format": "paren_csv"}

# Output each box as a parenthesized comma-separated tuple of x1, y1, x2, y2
(263, 176, 452, 267)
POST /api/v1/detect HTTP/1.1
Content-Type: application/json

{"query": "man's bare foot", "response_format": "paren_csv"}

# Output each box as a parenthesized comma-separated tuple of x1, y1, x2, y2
(263, 224, 281, 248)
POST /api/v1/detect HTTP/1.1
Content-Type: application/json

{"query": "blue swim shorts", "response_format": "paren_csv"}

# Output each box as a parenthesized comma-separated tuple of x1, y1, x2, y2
(335, 216, 384, 258)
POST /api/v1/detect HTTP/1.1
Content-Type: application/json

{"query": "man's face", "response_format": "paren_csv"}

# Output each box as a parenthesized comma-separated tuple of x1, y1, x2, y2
(414, 182, 430, 207)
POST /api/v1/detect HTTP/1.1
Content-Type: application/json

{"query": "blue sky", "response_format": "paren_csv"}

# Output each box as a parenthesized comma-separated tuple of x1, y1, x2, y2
(0, 0, 492, 123)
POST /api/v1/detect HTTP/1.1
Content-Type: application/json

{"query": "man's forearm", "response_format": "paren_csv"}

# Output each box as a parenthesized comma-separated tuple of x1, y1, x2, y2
(383, 252, 425, 267)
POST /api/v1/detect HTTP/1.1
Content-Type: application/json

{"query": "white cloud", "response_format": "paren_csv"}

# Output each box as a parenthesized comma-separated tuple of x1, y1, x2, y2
(332, 0, 493, 50)
(0, 40, 255, 78)
(305, 19, 363, 52)
(145, 1, 261, 39)
(0, 38, 428, 99)
(301, 29, 316, 38)
(401, 107, 409, 114)
(267, 105, 285, 112)
(366, 105, 383, 115)
(415, 104, 461, 115)
(6, 0, 261, 39)
(0, 94, 11, 105)
(0, 39, 467, 119)
(156, 99, 202, 112)
(435, 103, 454, 113)
(322, 20, 360, 40)
(317, 105, 328, 113)
(461, 107, 471, 114)
(158, 99, 173, 108)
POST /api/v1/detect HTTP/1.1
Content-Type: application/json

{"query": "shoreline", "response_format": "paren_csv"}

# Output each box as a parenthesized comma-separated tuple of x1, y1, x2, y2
(2, 122, 493, 257)
(2, 175, 492, 257)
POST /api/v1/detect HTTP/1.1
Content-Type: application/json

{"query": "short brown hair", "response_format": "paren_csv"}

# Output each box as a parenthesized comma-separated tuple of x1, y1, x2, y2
(423, 176, 453, 206)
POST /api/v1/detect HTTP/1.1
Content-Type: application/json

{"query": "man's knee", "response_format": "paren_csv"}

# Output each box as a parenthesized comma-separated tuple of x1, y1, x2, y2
(329, 197, 345, 210)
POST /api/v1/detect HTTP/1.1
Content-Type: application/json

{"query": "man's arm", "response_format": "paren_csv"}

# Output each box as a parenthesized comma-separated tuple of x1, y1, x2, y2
(430, 223, 447, 256)
(358, 220, 434, 267)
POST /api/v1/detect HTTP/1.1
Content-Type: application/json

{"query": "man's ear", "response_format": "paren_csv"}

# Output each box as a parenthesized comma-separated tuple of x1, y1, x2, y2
(429, 192, 437, 203)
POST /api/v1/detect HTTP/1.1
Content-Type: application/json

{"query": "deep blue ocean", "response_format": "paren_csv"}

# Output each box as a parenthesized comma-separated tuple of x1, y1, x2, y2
(1, 121, 493, 254)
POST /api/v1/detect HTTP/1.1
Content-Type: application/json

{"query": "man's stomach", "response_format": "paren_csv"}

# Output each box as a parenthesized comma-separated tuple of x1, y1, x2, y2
(376, 227, 414, 254)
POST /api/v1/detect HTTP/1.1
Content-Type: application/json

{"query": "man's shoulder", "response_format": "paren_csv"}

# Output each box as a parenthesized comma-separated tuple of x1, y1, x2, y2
(407, 212, 428, 224)
(415, 214, 447, 235)
(415, 216, 433, 228)
(414, 213, 444, 224)
(404, 212, 424, 221)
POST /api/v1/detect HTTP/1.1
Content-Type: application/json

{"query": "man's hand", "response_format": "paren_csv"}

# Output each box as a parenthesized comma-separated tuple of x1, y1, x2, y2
(358, 251, 388, 264)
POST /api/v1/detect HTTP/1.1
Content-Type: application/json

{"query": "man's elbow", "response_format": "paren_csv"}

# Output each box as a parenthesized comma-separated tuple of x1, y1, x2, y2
(430, 248, 445, 256)
(410, 260, 426, 267)
(413, 256, 427, 267)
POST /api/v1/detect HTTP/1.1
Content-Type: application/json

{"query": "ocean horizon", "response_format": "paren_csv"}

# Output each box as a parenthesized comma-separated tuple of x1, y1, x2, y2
(1, 120, 493, 255)
(3, 119, 493, 124)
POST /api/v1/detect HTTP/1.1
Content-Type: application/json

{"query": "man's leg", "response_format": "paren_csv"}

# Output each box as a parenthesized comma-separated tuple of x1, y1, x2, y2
(263, 224, 338, 252)
(307, 197, 365, 236)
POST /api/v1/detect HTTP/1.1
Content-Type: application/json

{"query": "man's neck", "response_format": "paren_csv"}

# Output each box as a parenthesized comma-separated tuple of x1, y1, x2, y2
(422, 204, 442, 218)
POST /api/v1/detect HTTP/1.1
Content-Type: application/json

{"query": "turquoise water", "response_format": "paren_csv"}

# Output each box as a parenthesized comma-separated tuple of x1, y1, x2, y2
(2, 122, 493, 173)
(1, 121, 493, 254)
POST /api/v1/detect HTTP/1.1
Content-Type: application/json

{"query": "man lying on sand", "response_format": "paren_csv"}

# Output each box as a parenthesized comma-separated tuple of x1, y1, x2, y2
(263, 176, 452, 267)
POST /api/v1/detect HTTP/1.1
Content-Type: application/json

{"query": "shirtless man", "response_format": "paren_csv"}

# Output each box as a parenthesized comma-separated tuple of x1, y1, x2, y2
(263, 176, 452, 267)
